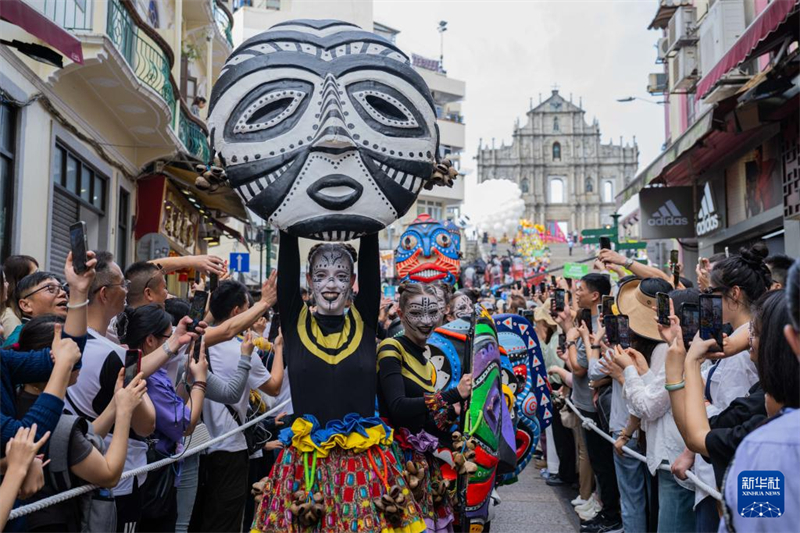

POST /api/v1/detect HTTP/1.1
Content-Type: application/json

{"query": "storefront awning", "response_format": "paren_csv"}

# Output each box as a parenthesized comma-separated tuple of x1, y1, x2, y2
(696, 0, 798, 100)
(618, 107, 715, 204)
(0, 0, 83, 64)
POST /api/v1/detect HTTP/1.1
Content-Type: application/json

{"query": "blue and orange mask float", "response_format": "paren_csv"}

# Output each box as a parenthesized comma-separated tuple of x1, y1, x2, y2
(395, 214, 461, 285)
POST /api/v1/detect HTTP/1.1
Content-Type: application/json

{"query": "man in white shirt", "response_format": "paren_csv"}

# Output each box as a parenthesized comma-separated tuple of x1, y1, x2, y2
(190, 280, 282, 532)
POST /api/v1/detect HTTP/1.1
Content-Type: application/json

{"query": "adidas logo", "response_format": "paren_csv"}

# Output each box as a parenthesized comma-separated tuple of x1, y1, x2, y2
(648, 199, 689, 227)
(696, 182, 720, 235)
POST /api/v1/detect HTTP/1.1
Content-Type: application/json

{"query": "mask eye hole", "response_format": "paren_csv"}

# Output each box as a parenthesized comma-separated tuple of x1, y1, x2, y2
(402, 235, 418, 250)
(234, 89, 306, 134)
(435, 233, 450, 248)
(353, 90, 418, 129)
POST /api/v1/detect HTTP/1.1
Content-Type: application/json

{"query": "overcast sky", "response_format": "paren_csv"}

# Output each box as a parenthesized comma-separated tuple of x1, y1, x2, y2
(373, 0, 666, 188)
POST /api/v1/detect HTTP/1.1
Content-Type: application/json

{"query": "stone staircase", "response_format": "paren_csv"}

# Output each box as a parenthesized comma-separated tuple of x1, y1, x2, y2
(464, 239, 591, 274)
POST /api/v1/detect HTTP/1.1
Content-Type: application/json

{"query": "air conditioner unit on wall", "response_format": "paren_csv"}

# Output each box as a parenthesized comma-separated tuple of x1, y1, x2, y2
(647, 73, 668, 95)
(668, 6, 698, 53)
(671, 46, 698, 91)
(657, 37, 669, 63)
(698, 0, 746, 78)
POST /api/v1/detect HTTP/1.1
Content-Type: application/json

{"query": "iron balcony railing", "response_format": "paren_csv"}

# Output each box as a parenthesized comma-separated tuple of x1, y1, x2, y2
(214, 2, 234, 48)
(107, 0, 176, 119)
(179, 106, 211, 163)
(39, 0, 92, 30)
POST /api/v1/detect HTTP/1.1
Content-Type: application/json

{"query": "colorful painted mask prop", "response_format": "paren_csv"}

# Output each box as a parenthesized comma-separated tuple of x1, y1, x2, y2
(207, 19, 441, 240)
(493, 314, 552, 484)
(395, 214, 461, 285)
(427, 310, 516, 531)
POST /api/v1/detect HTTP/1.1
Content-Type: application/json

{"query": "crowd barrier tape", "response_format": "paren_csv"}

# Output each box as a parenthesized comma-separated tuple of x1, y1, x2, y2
(563, 397, 723, 502)
(9, 398, 292, 521)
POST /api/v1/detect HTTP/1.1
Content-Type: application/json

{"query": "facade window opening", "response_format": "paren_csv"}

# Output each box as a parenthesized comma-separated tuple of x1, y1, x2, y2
(585, 176, 593, 193)
(553, 142, 561, 161)
(553, 117, 559, 132)
(602, 180, 614, 203)
(521, 178, 529, 194)
(550, 178, 564, 203)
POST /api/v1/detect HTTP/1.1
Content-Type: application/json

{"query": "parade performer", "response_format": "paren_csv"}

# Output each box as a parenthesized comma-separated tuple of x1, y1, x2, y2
(205, 17, 456, 533)
(377, 283, 473, 532)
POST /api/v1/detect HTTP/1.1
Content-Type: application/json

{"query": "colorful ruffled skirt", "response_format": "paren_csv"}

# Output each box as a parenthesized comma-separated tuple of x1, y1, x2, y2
(251, 414, 426, 533)
(393, 428, 456, 533)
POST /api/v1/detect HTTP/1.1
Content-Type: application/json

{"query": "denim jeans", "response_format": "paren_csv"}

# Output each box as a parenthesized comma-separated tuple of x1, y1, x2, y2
(174, 453, 199, 533)
(657, 468, 697, 532)
(695, 495, 720, 533)
(612, 431, 648, 533)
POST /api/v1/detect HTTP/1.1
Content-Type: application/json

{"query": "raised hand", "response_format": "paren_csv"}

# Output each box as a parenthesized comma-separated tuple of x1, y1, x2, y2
(241, 331, 255, 356)
(115, 373, 147, 416)
(189, 345, 209, 382)
(260, 270, 278, 307)
(64, 251, 97, 296)
(192, 255, 226, 276)
(51, 323, 81, 369)
(457, 373, 473, 399)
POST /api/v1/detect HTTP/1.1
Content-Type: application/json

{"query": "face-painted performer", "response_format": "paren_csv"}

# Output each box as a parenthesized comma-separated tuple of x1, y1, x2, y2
(377, 283, 473, 532)
(448, 290, 474, 322)
(426, 311, 517, 531)
(493, 314, 553, 485)
(395, 214, 461, 285)
(216, 19, 446, 533)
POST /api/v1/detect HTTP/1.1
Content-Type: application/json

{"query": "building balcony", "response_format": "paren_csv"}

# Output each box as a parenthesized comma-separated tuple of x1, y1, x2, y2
(214, 0, 234, 49)
(178, 103, 211, 163)
(437, 119, 466, 151)
(183, 0, 216, 31)
(42, 0, 186, 167)
(414, 67, 465, 104)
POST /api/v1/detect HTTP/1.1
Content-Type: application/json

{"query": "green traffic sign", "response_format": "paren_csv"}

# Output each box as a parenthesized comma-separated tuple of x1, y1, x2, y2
(581, 227, 617, 237)
(581, 237, 601, 245)
(617, 242, 648, 250)
(563, 262, 590, 279)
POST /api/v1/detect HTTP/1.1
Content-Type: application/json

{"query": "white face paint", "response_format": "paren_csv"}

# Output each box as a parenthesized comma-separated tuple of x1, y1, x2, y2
(451, 294, 473, 320)
(402, 293, 442, 346)
(310, 248, 353, 316)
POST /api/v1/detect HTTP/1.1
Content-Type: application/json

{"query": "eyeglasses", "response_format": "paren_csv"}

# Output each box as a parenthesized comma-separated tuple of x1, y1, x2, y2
(93, 279, 131, 293)
(143, 265, 165, 292)
(21, 283, 64, 299)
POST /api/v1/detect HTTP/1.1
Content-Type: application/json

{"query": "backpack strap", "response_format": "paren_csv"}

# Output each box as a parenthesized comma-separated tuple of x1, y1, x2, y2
(48, 415, 87, 492)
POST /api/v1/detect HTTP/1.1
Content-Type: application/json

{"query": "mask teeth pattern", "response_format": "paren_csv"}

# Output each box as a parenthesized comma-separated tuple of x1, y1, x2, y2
(310, 231, 365, 241)
(237, 161, 295, 203)
(373, 158, 422, 193)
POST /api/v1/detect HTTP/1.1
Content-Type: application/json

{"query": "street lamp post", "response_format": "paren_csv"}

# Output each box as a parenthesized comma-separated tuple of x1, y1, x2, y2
(437, 20, 447, 72)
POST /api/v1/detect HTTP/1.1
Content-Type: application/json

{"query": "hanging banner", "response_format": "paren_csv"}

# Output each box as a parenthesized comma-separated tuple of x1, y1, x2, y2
(639, 186, 694, 239)
(563, 262, 589, 279)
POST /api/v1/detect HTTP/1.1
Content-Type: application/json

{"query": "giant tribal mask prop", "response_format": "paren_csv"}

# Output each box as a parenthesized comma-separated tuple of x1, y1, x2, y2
(427, 310, 516, 530)
(208, 19, 439, 240)
(395, 214, 460, 285)
(493, 314, 553, 485)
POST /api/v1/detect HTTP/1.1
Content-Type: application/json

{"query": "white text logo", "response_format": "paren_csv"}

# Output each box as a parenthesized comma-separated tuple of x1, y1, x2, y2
(648, 199, 689, 227)
(696, 183, 720, 236)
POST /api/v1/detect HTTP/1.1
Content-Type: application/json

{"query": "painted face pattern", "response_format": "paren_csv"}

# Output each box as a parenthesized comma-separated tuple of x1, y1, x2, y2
(451, 294, 473, 320)
(208, 20, 439, 240)
(395, 214, 460, 285)
(402, 294, 441, 344)
(310, 246, 353, 314)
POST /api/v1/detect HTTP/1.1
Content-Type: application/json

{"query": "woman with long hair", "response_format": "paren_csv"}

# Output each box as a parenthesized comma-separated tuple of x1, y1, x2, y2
(377, 282, 472, 532)
(1, 255, 38, 338)
(117, 304, 207, 532)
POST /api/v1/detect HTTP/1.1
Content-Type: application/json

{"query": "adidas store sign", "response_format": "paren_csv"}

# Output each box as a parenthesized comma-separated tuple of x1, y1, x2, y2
(696, 183, 720, 236)
(647, 200, 689, 227)
(639, 186, 695, 239)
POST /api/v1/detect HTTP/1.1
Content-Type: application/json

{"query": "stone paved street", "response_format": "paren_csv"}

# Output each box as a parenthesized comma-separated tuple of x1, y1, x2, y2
(489, 468, 581, 533)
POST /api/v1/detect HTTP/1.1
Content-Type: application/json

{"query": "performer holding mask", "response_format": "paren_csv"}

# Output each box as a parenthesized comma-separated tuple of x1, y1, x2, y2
(205, 17, 457, 532)
(377, 283, 473, 532)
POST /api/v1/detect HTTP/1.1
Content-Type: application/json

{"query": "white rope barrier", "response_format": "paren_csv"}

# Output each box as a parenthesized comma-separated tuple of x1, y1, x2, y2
(563, 397, 723, 501)
(9, 398, 292, 521)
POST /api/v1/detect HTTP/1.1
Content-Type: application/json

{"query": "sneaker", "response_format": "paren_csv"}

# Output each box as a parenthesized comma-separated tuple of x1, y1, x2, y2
(546, 475, 566, 486)
(580, 512, 622, 533)
(571, 496, 588, 507)
(578, 500, 601, 522)
(575, 495, 600, 513)
(540, 468, 550, 479)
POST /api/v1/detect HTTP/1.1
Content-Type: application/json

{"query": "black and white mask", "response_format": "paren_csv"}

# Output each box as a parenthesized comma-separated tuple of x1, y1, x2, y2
(402, 293, 442, 346)
(208, 19, 439, 241)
